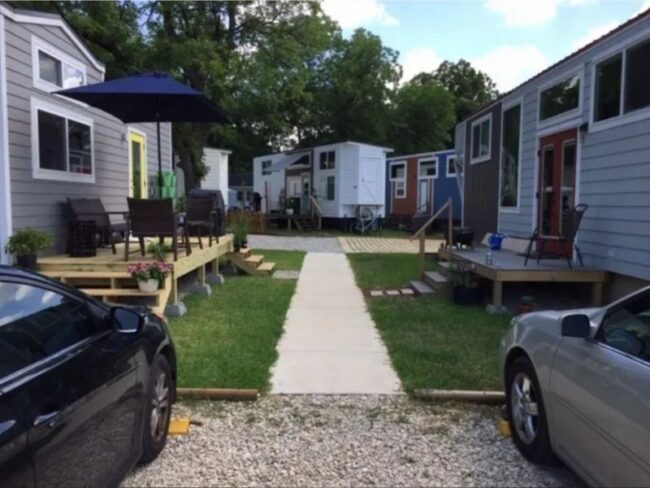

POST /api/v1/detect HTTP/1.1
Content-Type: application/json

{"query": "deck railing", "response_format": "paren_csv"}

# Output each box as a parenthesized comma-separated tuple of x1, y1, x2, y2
(309, 195, 323, 230)
(410, 198, 453, 280)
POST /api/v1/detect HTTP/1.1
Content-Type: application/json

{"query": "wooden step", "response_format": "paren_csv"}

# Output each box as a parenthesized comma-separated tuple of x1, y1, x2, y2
(245, 255, 264, 266)
(80, 288, 161, 297)
(424, 271, 448, 286)
(410, 280, 435, 295)
(257, 262, 276, 275)
(43, 271, 131, 280)
(238, 248, 252, 258)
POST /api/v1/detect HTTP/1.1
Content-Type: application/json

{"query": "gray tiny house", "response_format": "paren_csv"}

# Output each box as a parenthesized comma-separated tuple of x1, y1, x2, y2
(0, 4, 172, 262)
(455, 9, 650, 298)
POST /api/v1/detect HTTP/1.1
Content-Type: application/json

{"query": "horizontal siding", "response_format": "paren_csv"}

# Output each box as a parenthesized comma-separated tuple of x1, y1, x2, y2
(6, 18, 172, 252)
(433, 151, 462, 220)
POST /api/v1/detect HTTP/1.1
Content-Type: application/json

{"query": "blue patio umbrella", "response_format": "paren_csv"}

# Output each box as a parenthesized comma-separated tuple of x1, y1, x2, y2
(56, 72, 229, 193)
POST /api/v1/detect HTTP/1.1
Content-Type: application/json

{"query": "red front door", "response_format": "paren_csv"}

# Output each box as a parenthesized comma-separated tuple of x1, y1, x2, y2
(538, 128, 578, 256)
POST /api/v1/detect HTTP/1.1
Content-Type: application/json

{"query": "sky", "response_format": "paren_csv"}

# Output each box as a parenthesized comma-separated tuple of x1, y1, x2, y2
(321, 0, 650, 92)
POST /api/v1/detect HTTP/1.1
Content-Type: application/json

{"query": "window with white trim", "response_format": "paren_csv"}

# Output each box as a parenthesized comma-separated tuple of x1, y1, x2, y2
(319, 151, 336, 170)
(320, 175, 335, 200)
(32, 36, 86, 92)
(447, 156, 456, 176)
(261, 160, 272, 175)
(390, 163, 406, 198)
(31, 98, 93, 182)
(539, 73, 580, 121)
(470, 115, 491, 163)
(500, 103, 521, 208)
(419, 159, 437, 177)
(594, 37, 650, 123)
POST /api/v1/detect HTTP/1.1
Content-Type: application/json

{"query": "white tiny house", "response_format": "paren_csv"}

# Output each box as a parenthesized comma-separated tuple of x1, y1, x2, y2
(253, 141, 392, 224)
(201, 147, 232, 205)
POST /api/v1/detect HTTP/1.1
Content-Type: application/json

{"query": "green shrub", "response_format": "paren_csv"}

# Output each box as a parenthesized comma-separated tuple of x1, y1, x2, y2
(4, 228, 53, 256)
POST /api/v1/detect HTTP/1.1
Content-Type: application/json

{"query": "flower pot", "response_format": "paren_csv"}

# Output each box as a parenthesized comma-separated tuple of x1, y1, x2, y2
(286, 208, 294, 216)
(138, 279, 159, 293)
(16, 254, 37, 272)
(452, 285, 482, 306)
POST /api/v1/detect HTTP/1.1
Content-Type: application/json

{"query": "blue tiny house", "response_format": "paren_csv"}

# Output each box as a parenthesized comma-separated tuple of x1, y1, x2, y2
(385, 150, 461, 224)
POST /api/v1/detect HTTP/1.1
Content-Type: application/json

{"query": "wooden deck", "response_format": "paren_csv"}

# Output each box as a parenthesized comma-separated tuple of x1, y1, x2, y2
(439, 247, 607, 306)
(39, 235, 234, 315)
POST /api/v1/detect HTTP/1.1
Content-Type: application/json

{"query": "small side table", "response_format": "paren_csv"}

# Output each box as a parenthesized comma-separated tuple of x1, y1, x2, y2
(69, 220, 97, 257)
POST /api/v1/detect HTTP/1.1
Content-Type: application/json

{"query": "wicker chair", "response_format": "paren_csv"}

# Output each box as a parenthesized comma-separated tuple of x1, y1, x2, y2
(67, 197, 127, 255)
(125, 198, 190, 261)
(524, 204, 588, 269)
(185, 197, 216, 249)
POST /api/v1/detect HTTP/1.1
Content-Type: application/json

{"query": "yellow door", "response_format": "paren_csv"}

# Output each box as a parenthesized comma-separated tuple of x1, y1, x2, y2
(128, 131, 147, 198)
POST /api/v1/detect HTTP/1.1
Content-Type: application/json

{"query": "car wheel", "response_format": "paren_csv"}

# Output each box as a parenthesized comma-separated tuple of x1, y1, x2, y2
(140, 355, 172, 464)
(506, 356, 554, 464)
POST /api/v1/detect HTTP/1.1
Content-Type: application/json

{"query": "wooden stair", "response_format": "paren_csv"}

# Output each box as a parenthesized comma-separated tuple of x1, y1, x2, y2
(228, 248, 276, 276)
(292, 216, 317, 231)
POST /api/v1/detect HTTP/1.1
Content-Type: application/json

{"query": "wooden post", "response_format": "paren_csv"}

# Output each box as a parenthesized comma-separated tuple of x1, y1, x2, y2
(318, 215, 322, 230)
(264, 181, 269, 213)
(592, 282, 603, 306)
(492, 281, 503, 306)
(198, 264, 206, 286)
(419, 233, 426, 280)
(447, 198, 453, 250)
(170, 276, 178, 305)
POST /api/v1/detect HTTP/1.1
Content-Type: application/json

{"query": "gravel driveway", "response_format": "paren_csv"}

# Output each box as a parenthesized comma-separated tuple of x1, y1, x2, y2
(124, 395, 580, 487)
(248, 235, 343, 253)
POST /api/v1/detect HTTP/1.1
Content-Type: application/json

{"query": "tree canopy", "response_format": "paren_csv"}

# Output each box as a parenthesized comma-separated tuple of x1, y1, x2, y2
(16, 1, 498, 187)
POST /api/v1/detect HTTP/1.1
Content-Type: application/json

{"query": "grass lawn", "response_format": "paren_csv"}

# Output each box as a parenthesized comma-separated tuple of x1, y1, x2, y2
(170, 275, 296, 391)
(348, 253, 512, 391)
(256, 249, 305, 271)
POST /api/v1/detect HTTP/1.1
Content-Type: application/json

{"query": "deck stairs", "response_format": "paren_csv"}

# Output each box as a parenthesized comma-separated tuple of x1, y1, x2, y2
(409, 253, 452, 296)
(228, 248, 276, 276)
(292, 216, 318, 231)
(41, 269, 169, 314)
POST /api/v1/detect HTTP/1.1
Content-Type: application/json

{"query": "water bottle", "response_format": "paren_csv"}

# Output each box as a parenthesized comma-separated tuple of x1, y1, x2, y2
(485, 250, 493, 265)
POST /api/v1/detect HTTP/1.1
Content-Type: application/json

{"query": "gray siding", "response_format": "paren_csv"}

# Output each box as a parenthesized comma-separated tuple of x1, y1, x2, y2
(5, 17, 172, 252)
(457, 14, 650, 281)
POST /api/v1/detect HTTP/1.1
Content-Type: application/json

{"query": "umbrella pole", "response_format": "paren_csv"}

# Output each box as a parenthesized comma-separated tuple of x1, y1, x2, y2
(157, 119, 163, 198)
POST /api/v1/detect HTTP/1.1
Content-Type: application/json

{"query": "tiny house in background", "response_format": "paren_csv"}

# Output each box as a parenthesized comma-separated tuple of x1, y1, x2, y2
(385, 149, 462, 226)
(201, 147, 232, 206)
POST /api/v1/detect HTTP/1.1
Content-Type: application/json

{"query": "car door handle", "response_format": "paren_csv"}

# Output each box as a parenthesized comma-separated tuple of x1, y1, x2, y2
(33, 409, 63, 428)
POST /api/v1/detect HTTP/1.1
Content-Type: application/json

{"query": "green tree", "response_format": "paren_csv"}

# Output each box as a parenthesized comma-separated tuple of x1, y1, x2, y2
(430, 59, 499, 122)
(390, 77, 455, 154)
(310, 29, 401, 146)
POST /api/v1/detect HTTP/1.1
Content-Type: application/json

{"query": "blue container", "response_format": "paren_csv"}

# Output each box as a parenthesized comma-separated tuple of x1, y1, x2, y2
(489, 233, 505, 251)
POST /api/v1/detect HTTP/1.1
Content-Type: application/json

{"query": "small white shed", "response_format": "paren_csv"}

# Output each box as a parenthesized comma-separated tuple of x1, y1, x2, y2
(201, 147, 232, 205)
(253, 141, 392, 222)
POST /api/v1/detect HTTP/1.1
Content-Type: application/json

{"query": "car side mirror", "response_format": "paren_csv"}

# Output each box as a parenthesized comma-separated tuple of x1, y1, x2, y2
(561, 314, 591, 338)
(110, 307, 143, 334)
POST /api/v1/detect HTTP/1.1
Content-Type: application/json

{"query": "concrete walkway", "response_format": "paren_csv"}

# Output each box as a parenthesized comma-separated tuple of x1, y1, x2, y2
(271, 253, 401, 394)
(248, 235, 343, 253)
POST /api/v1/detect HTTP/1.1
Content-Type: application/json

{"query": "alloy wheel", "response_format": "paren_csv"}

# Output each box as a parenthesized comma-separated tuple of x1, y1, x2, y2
(510, 372, 539, 444)
(150, 371, 170, 442)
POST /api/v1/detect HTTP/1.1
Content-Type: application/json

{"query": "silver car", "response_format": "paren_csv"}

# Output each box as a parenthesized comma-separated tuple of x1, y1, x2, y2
(500, 286, 650, 486)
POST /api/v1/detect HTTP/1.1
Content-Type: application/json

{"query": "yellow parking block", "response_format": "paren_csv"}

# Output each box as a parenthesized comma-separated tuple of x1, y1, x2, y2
(498, 419, 511, 437)
(169, 417, 191, 436)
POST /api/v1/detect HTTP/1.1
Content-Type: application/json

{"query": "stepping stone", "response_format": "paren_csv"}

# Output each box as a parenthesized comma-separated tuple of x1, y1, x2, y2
(410, 280, 435, 295)
(425, 271, 448, 284)
(369, 290, 384, 297)
(386, 290, 400, 296)
(400, 288, 415, 296)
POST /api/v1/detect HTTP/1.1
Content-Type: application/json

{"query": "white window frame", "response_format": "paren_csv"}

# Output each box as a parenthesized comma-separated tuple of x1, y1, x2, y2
(418, 158, 438, 179)
(31, 35, 87, 93)
(389, 161, 406, 199)
(319, 150, 336, 170)
(446, 156, 457, 177)
(30, 96, 95, 184)
(261, 159, 272, 176)
(589, 34, 650, 133)
(470, 113, 492, 164)
(536, 68, 583, 129)
(499, 98, 523, 214)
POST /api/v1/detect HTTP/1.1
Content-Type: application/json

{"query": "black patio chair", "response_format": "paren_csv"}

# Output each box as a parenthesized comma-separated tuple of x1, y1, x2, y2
(67, 197, 127, 254)
(524, 204, 588, 269)
(185, 196, 216, 249)
(125, 198, 190, 261)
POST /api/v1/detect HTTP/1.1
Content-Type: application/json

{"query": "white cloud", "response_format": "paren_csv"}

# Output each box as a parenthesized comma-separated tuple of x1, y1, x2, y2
(401, 47, 442, 83)
(572, 21, 620, 50)
(321, 0, 399, 29)
(485, 0, 595, 27)
(471, 45, 548, 92)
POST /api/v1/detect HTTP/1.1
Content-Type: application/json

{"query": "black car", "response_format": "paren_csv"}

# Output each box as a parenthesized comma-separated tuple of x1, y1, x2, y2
(0, 265, 177, 488)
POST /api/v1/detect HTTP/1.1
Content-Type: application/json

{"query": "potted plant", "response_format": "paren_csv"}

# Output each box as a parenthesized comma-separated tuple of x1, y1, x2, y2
(147, 242, 172, 261)
(4, 227, 53, 271)
(128, 261, 172, 293)
(285, 197, 295, 215)
(448, 262, 482, 306)
(233, 220, 249, 252)
(516, 295, 535, 315)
